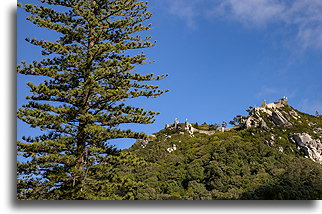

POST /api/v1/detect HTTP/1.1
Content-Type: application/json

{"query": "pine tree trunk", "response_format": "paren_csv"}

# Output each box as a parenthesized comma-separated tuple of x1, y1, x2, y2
(75, 0, 98, 181)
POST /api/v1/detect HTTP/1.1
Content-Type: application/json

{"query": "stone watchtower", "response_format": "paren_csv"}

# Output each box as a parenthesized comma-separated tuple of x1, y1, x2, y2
(184, 120, 192, 131)
(279, 98, 288, 106)
(174, 119, 179, 129)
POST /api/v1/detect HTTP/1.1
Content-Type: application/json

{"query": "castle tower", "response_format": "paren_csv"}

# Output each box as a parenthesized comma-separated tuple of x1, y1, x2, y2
(282, 99, 288, 106)
(262, 100, 267, 107)
(218, 127, 225, 132)
(174, 119, 179, 129)
(279, 98, 288, 106)
(184, 120, 190, 131)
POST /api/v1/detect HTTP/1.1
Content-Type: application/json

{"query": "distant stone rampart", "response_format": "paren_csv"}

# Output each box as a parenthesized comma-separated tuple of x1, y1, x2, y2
(165, 120, 218, 135)
(166, 99, 289, 135)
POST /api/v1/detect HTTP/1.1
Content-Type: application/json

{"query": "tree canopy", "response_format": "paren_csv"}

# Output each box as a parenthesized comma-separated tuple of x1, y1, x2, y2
(17, 0, 167, 199)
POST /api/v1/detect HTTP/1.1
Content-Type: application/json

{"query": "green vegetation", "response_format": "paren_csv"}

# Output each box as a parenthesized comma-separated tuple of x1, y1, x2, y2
(192, 122, 218, 131)
(98, 105, 321, 200)
(16, 0, 321, 201)
(17, 0, 167, 200)
(124, 125, 321, 200)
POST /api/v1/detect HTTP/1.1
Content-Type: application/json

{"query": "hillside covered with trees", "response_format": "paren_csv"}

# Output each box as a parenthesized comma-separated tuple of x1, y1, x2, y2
(118, 101, 322, 200)
(16, 0, 321, 200)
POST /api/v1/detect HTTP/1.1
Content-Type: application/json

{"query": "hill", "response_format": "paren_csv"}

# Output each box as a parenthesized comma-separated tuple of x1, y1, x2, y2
(104, 99, 322, 200)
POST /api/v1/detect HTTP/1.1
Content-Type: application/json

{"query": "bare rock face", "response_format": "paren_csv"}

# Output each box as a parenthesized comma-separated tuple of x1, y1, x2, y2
(240, 98, 293, 130)
(270, 110, 292, 127)
(242, 115, 269, 130)
(289, 133, 322, 164)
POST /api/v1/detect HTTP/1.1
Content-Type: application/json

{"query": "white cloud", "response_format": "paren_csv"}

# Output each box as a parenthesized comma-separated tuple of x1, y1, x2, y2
(215, 0, 321, 49)
(283, 0, 321, 50)
(163, 0, 321, 50)
(256, 86, 279, 98)
(165, 0, 199, 29)
(297, 98, 322, 115)
(216, 0, 285, 27)
(256, 86, 297, 100)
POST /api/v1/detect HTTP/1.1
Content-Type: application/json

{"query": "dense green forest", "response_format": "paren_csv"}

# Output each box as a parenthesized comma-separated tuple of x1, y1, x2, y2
(17, 0, 321, 200)
(125, 129, 321, 200)
(18, 100, 322, 200)
(69, 103, 321, 200)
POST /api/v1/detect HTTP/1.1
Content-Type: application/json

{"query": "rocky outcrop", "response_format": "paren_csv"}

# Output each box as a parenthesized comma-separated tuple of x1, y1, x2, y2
(289, 133, 322, 164)
(139, 134, 157, 148)
(140, 139, 149, 148)
(270, 110, 292, 127)
(241, 98, 293, 130)
(239, 99, 321, 163)
(166, 144, 177, 153)
(243, 116, 270, 130)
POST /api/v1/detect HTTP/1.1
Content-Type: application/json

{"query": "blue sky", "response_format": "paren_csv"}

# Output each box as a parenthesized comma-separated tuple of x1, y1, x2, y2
(17, 0, 321, 149)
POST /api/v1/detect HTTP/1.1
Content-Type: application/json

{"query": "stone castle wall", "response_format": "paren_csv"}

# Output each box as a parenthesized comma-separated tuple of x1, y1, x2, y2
(165, 120, 218, 135)
(166, 98, 289, 136)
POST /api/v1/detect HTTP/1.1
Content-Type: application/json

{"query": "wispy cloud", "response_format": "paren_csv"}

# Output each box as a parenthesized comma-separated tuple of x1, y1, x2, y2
(213, 0, 285, 27)
(284, 0, 321, 50)
(165, 0, 199, 29)
(255, 86, 297, 100)
(297, 98, 322, 115)
(256, 86, 280, 98)
(162, 0, 321, 50)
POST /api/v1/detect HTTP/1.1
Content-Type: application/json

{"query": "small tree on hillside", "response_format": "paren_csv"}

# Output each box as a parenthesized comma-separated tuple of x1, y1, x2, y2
(17, 0, 167, 199)
(229, 115, 243, 126)
(221, 121, 227, 128)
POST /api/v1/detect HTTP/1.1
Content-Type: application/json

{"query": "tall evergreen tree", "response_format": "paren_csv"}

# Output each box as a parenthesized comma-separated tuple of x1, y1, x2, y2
(17, 0, 167, 199)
